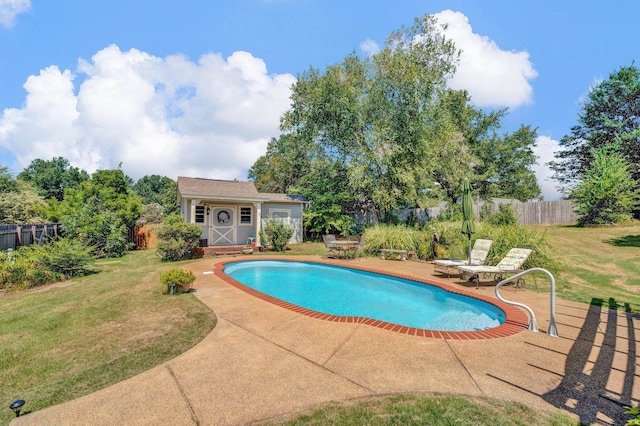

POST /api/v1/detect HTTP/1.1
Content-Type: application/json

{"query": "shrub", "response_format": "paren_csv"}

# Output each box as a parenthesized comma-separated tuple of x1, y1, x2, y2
(160, 268, 196, 294)
(0, 248, 65, 291)
(260, 218, 294, 252)
(486, 204, 518, 226)
(27, 238, 95, 277)
(156, 215, 203, 261)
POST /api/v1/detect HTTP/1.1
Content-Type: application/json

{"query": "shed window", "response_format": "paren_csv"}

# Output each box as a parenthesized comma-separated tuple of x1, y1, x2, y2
(240, 207, 252, 224)
(195, 206, 205, 223)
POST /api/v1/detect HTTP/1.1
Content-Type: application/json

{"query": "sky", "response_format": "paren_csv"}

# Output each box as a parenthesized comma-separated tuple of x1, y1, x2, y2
(0, 1, 638, 201)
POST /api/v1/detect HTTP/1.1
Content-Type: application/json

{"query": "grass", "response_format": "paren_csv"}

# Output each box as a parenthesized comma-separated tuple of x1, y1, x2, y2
(542, 223, 640, 310)
(0, 250, 216, 425)
(264, 394, 577, 426)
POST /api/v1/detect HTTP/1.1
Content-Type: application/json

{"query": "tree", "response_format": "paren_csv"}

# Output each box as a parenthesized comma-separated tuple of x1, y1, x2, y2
(18, 157, 89, 201)
(0, 180, 47, 223)
(0, 166, 18, 193)
(54, 168, 142, 257)
(132, 175, 179, 216)
(550, 65, 640, 195)
(251, 14, 542, 224)
(570, 146, 639, 226)
(436, 90, 540, 202)
(277, 14, 459, 219)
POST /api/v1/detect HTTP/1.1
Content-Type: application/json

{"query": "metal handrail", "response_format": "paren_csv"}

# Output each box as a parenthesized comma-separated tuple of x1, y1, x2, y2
(494, 268, 559, 337)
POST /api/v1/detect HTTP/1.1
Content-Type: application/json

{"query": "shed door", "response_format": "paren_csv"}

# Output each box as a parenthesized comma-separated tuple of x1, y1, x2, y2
(210, 207, 236, 245)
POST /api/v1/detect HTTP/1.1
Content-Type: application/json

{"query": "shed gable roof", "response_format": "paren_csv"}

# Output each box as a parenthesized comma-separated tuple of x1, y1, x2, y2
(177, 176, 307, 204)
(178, 177, 263, 200)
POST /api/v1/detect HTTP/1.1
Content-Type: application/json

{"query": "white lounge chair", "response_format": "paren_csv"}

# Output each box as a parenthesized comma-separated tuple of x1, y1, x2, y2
(433, 239, 493, 277)
(457, 248, 533, 289)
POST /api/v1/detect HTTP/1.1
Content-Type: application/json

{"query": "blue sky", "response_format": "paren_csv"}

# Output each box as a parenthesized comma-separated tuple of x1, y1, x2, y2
(1, 0, 638, 200)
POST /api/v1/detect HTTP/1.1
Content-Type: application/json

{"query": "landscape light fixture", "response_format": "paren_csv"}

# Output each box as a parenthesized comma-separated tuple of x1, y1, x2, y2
(10, 399, 25, 417)
(206, 207, 210, 215)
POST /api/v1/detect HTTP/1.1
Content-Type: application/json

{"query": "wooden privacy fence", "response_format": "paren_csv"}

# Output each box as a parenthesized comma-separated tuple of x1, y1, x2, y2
(394, 199, 578, 226)
(0, 223, 59, 251)
(480, 199, 577, 226)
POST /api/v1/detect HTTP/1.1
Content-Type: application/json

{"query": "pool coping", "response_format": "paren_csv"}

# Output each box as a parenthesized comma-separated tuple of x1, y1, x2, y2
(214, 257, 529, 340)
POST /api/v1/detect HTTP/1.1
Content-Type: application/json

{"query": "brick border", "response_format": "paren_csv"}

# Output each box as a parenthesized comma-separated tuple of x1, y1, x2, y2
(213, 257, 529, 340)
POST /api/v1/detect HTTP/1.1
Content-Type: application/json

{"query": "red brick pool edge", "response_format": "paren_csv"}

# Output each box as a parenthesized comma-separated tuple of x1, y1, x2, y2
(213, 257, 530, 340)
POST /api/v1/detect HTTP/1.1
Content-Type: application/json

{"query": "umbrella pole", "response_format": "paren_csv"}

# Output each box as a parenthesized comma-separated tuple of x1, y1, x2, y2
(468, 238, 472, 265)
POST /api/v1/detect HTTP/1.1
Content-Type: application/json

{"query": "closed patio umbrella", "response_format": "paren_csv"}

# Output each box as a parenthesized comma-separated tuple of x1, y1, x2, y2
(461, 178, 475, 265)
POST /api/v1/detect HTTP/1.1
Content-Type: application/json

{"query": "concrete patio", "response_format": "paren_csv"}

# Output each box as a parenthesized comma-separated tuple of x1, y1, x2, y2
(12, 255, 640, 425)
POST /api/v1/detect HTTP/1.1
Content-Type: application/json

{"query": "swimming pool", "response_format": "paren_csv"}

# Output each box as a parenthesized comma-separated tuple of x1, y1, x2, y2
(221, 260, 506, 332)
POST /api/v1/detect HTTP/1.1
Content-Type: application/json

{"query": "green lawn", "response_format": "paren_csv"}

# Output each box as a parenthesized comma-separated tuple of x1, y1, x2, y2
(0, 250, 216, 425)
(542, 224, 640, 310)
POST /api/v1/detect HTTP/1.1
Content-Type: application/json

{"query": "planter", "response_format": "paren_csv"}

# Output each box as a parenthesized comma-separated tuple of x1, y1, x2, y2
(242, 247, 254, 255)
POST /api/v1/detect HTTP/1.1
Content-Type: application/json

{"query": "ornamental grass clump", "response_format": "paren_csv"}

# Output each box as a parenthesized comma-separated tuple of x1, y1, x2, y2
(160, 268, 196, 294)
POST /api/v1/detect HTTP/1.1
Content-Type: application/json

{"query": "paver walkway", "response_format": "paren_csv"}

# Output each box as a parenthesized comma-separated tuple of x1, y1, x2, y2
(12, 256, 640, 425)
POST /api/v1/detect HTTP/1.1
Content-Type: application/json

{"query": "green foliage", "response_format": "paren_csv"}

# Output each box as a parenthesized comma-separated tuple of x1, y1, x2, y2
(53, 168, 142, 258)
(626, 406, 640, 425)
(156, 214, 203, 261)
(250, 13, 542, 230)
(551, 64, 640, 198)
(26, 238, 95, 277)
(0, 180, 48, 223)
(261, 218, 294, 252)
(570, 147, 639, 225)
(132, 175, 179, 217)
(0, 165, 18, 193)
(486, 203, 518, 226)
(159, 268, 196, 294)
(364, 222, 559, 272)
(0, 239, 94, 290)
(18, 157, 89, 201)
(62, 207, 133, 258)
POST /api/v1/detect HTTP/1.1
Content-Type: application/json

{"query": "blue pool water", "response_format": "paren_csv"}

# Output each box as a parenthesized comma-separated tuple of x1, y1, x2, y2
(223, 260, 505, 331)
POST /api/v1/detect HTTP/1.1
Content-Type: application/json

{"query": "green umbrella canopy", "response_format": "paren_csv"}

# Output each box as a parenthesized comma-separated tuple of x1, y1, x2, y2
(461, 179, 475, 264)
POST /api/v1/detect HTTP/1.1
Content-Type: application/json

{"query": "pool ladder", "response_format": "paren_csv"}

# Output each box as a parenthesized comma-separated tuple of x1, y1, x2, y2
(494, 268, 559, 337)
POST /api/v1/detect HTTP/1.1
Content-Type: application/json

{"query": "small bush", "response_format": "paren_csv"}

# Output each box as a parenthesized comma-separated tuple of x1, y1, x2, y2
(28, 238, 95, 277)
(260, 218, 294, 252)
(160, 268, 196, 294)
(486, 204, 518, 226)
(156, 214, 203, 261)
(0, 239, 93, 291)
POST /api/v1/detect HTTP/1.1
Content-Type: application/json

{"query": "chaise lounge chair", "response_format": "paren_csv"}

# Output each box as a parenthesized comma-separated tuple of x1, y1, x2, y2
(433, 239, 493, 278)
(457, 248, 533, 289)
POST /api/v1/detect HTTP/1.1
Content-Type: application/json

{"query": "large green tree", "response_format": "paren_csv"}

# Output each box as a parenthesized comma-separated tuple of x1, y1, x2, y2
(438, 90, 540, 202)
(277, 14, 460, 220)
(570, 146, 639, 225)
(54, 168, 142, 257)
(132, 175, 179, 216)
(550, 64, 640, 194)
(18, 157, 89, 201)
(251, 14, 541, 229)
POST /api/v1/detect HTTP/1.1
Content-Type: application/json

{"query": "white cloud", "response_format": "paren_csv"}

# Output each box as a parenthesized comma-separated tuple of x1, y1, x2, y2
(360, 39, 380, 57)
(0, 0, 30, 27)
(434, 10, 537, 109)
(0, 44, 296, 181)
(532, 135, 563, 201)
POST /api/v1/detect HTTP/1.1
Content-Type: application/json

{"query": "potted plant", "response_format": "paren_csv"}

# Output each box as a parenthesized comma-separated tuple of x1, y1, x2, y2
(160, 268, 196, 294)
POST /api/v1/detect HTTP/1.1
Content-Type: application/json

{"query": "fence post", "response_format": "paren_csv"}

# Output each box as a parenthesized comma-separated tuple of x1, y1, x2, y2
(16, 226, 21, 245)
